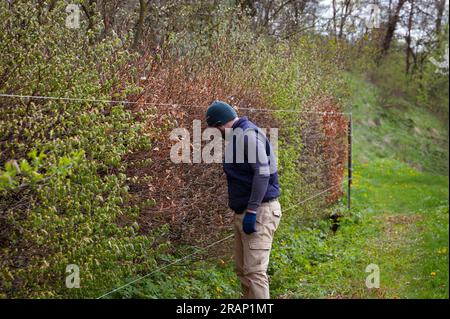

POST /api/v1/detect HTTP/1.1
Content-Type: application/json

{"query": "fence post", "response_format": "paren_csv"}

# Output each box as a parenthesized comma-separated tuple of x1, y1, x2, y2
(347, 114, 353, 210)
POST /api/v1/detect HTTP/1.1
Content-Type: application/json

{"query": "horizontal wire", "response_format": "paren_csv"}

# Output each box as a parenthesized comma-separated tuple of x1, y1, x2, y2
(96, 233, 234, 299)
(96, 179, 348, 299)
(0, 93, 352, 297)
(283, 179, 348, 214)
(0, 93, 352, 116)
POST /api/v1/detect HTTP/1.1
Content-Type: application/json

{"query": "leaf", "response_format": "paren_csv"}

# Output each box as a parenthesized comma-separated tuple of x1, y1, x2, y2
(19, 159, 32, 173)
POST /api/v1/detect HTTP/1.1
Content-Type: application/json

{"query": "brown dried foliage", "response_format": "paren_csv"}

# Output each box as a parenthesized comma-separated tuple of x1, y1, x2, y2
(124, 56, 276, 250)
(319, 99, 349, 203)
(124, 56, 348, 249)
(298, 97, 348, 205)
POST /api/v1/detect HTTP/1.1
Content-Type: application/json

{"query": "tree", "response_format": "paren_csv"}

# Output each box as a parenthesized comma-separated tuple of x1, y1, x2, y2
(435, 0, 446, 37)
(133, 0, 147, 49)
(81, 0, 97, 33)
(405, 0, 415, 74)
(380, 0, 408, 57)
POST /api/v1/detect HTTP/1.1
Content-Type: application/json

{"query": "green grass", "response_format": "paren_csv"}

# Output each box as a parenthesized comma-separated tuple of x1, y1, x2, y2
(117, 256, 240, 299)
(267, 73, 449, 298)
(270, 74, 449, 298)
(346, 73, 449, 175)
(408, 205, 449, 298)
(352, 159, 448, 214)
(347, 159, 448, 298)
(268, 158, 448, 299)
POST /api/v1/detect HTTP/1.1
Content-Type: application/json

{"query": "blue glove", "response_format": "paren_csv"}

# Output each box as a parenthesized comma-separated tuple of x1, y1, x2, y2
(243, 212, 257, 234)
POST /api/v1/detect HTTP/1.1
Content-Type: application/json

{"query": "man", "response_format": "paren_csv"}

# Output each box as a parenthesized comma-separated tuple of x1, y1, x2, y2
(206, 100, 282, 299)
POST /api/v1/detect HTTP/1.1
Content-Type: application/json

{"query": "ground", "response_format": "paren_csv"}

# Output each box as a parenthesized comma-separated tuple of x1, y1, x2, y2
(274, 73, 449, 299)
(276, 159, 448, 299)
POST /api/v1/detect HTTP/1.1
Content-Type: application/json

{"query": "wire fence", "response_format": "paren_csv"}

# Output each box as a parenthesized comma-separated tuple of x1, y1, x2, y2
(0, 93, 352, 115)
(96, 179, 348, 299)
(0, 92, 353, 298)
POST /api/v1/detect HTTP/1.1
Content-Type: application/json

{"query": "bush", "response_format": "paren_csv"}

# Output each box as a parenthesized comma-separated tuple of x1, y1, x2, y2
(0, 1, 349, 298)
(0, 1, 163, 298)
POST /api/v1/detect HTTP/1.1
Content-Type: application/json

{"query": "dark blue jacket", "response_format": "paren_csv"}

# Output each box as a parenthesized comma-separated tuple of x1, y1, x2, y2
(223, 117, 280, 213)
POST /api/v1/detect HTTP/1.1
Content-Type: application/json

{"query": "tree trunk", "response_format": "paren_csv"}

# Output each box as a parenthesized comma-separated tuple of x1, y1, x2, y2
(81, 0, 98, 44)
(338, 0, 352, 39)
(81, 0, 97, 32)
(332, 0, 337, 39)
(435, 0, 446, 39)
(405, 0, 414, 74)
(133, 0, 147, 49)
(101, 1, 111, 39)
(380, 0, 407, 57)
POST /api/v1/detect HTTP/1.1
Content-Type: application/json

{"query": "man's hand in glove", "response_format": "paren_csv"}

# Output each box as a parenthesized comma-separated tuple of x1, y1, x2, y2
(243, 210, 257, 234)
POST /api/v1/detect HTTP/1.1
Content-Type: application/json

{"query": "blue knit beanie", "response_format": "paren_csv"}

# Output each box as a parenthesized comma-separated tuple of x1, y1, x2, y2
(206, 100, 238, 127)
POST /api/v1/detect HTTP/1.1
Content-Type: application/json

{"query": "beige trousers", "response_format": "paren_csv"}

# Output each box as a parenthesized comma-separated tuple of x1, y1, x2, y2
(233, 199, 282, 299)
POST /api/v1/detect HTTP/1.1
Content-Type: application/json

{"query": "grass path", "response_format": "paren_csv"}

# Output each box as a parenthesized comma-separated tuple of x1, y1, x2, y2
(346, 159, 448, 298)
(340, 73, 449, 298)
(270, 159, 448, 299)
(271, 73, 449, 298)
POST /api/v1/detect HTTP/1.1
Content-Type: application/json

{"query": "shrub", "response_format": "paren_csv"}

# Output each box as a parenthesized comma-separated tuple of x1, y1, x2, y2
(0, 1, 349, 298)
(0, 1, 162, 298)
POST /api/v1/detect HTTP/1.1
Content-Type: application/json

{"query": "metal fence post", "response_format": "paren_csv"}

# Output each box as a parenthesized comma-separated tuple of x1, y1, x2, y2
(347, 114, 353, 210)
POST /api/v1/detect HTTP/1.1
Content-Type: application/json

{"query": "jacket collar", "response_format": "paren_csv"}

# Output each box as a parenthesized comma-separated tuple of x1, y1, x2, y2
(232, 116, 248, 129)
